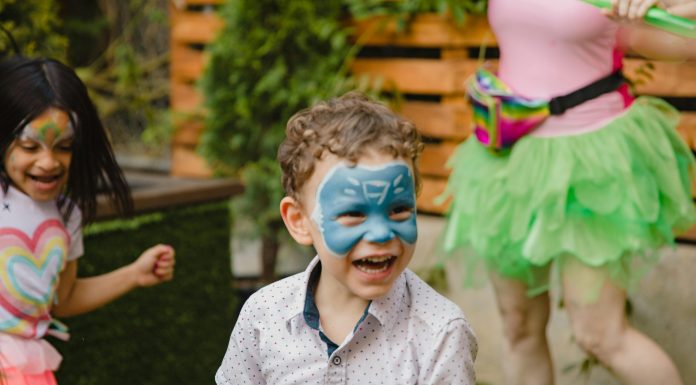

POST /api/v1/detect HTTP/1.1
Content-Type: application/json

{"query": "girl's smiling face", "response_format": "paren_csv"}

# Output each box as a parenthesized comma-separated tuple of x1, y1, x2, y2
(4, 107, 74, 201)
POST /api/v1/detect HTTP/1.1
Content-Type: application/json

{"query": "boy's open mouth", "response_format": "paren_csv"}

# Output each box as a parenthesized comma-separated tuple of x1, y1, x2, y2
(352, 255, 397, 274)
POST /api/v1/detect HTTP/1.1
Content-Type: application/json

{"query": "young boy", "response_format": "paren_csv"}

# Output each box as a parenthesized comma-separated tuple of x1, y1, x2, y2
(215, 92, 478, 385)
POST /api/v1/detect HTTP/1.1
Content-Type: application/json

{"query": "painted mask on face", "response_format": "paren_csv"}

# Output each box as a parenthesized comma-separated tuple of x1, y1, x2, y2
(311, 162, 418, 258)
(18, 112, 75, 148)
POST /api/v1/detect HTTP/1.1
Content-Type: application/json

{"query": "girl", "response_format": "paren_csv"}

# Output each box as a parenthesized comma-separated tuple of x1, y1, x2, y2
(0, 56, 175, 384)
(442, 0, 696, 384)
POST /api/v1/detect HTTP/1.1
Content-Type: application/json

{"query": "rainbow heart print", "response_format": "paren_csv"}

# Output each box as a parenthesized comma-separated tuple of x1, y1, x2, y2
(0, 220, 69, 338)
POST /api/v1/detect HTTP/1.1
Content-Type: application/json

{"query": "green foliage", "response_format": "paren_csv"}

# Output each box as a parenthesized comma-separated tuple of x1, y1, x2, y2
(200, 0, 488, 244)
(0, 0, 170, 157)
(625, 61, 655, 93)
(347, 0, 488, 29)
(562, 354, 600, 383)
(0, 0, 68, 59)
(234, 158, 285, 238)
(56, 0, 171, 156)
(200, 0, 360, 236)
(53, 202, 236, 385)
(414, 264, 449, 293)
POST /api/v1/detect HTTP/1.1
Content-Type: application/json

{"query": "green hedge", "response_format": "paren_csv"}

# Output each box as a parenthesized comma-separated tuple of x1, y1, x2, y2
(51, 202, 237, 385)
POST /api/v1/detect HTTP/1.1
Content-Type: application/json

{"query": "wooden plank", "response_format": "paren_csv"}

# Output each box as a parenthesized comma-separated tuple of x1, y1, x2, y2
(171, 0, 225, 7)
(419, 142, 458, 177)
(173, 119, 205, 146)
(352, 14, 495, 48)
(677, 223, 696, 243)
(171, 144, 213, 178)
(352, 58, 478, 94)
(170, 9, 223, 45)
(171, 44, 208, 83)
(625, 60, 696, 97)
(96, 171, 242, 220)
(677, 112, 696, 149)
(417, 176, 449, 214)
(171, 81, 203, 112)
(397, 100, 470, 140)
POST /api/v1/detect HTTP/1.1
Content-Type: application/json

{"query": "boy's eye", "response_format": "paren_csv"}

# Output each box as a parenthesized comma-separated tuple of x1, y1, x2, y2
(390, 205, 414, 221)
(335, 210, 366, 226)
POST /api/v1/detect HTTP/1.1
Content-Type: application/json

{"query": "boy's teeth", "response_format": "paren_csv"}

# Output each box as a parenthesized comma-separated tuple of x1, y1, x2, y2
(353, 255, 396, 274)
(357, 265, 388, 274)
(363, 256, 391, 263)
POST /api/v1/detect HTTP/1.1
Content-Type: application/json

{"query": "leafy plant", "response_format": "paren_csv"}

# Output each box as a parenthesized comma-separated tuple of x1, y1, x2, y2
(347, 0, 488, 30)
(200, 0, 367, 280)
(0, 0, 170, 158)
(0, 0, 68, 59)
(200, 0, 488, 281)
(68, 0, 171, 156)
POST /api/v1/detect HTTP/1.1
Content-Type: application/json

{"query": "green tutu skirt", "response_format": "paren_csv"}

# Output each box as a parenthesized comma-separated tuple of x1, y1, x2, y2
(441, 97, 696, 294)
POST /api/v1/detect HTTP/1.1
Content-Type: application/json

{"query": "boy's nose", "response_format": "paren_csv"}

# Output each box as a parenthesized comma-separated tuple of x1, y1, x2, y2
(363, 219, 396, 244)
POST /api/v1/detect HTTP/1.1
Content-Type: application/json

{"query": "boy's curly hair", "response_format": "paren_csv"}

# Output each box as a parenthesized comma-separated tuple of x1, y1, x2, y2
(278, 92, 424, 202)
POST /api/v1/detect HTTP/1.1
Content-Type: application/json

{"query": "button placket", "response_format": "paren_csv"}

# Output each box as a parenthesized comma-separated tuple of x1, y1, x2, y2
(326, 351, 347, 384)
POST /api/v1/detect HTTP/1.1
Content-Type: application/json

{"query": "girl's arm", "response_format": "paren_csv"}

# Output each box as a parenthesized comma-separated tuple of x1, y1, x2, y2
(611, 0, 696, 60)
(52, 244, 175, 317)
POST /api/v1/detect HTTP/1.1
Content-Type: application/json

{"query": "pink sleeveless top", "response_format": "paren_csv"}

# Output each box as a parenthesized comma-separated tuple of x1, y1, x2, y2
(489, 0, 632, 137)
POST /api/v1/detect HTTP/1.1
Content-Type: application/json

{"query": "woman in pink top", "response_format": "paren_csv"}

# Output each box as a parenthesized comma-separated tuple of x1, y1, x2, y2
(442, 1, 696, 384)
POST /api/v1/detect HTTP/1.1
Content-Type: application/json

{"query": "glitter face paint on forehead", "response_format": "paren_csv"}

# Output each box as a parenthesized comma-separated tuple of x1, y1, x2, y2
(311, 161, 417, 258)
(17, 109, 75, 149)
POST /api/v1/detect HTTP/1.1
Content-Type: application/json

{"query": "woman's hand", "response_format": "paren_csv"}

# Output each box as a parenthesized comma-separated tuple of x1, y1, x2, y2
(605, 0, 661, 22)
(666, 1, 696, 18)
(613, 0, 696, 60)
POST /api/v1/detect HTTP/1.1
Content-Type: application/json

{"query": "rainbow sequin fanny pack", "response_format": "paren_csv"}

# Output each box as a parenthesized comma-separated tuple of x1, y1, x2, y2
(467, 68, 625, 153)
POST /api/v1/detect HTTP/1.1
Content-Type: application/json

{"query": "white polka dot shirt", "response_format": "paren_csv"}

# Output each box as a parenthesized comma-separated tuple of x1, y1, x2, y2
(215, 256, 478, 385)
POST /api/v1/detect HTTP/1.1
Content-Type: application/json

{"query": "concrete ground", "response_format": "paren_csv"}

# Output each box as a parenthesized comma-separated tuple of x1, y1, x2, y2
(232, 214, 696, 385)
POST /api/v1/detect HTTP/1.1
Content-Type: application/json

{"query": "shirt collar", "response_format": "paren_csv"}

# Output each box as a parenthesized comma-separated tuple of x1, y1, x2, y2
(286, 256, 408, 331)
(286, 256, 321, 329)
(302, 261, 322, 329)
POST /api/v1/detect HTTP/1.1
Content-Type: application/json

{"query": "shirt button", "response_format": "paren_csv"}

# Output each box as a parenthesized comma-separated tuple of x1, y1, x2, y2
(332, 356, 342, 366)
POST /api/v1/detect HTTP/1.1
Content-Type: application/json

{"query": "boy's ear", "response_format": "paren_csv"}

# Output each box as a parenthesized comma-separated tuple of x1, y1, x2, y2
(279, 196, 313, 246)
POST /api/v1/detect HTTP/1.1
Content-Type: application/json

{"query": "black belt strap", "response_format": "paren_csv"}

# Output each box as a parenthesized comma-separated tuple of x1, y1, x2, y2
(549, 71, 625, 115)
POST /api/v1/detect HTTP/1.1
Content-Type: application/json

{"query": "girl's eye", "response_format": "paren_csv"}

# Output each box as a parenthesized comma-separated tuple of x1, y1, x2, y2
(19, 142, 39, 152)
(55, 142, 74, 152)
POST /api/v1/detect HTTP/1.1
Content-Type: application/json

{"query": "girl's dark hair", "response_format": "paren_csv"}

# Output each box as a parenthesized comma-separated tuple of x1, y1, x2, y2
(0, 56, 132, 223)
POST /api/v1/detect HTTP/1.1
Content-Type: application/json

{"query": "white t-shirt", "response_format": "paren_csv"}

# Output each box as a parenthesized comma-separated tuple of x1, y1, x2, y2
(0, 185, 83, 339)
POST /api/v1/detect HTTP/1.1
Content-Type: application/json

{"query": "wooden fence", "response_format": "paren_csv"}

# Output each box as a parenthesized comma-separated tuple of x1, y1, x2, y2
(169, 0, 223, 177)
(168, 2, 696, 239)
(351, 14, 696, 216)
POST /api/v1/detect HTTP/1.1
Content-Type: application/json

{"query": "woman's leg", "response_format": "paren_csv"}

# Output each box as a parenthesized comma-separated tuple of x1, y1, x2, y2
(562, 257, 683, 385)
(489, 269, 554, 385)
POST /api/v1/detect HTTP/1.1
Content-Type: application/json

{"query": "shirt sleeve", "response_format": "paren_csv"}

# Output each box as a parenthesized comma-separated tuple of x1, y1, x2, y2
(66, 206, 84, 261)
(215, 302, 266, 385)
(419, 318, 479, 385)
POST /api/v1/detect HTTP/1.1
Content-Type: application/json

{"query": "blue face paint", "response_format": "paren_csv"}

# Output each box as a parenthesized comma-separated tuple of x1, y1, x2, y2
(311, 162, 418, 258)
